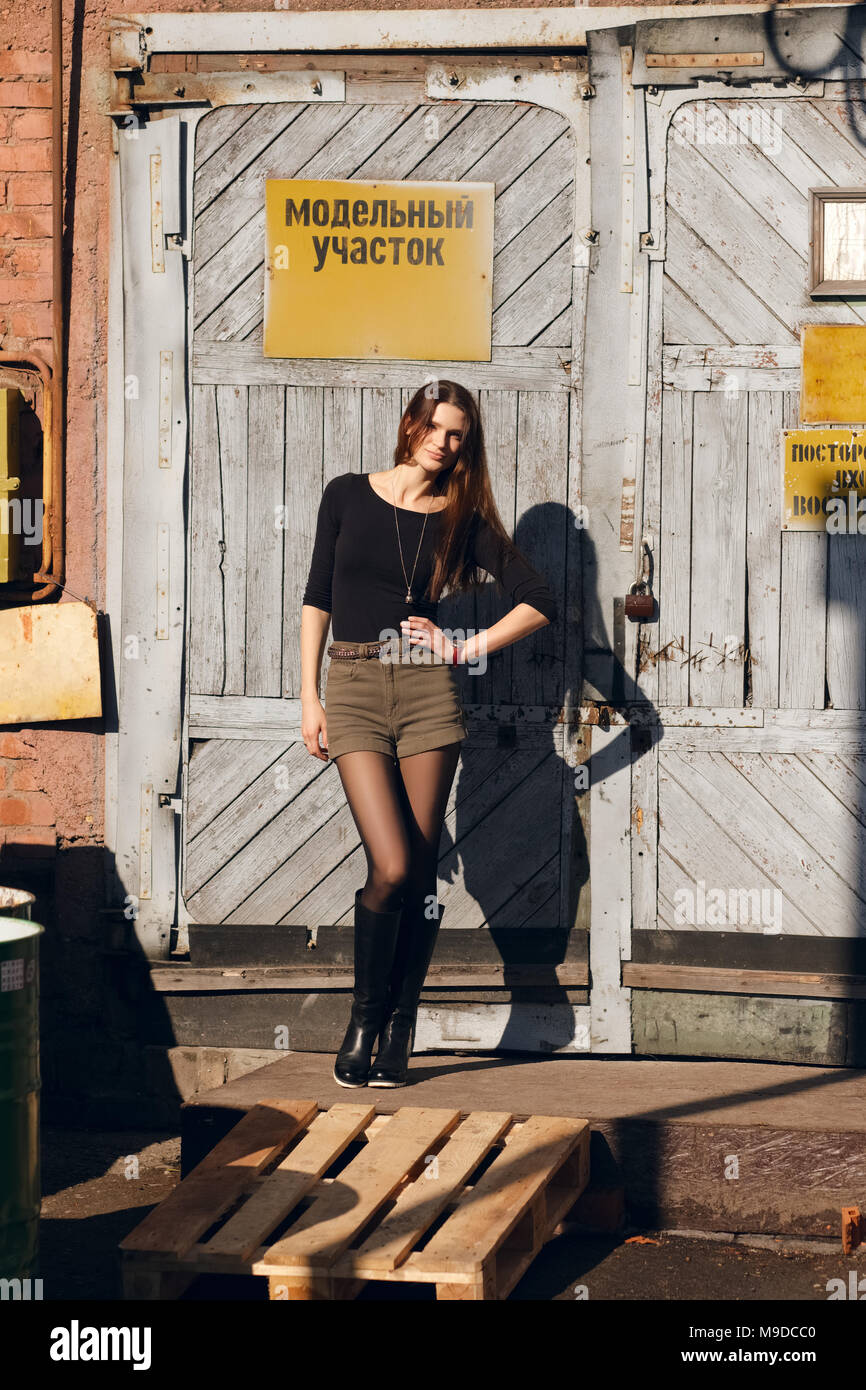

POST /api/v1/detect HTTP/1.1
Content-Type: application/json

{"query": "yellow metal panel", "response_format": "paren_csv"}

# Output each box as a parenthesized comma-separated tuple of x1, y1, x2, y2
(0, 602, 102, 723)
(782, 427, 866, 531)
(264, 179, 494, 361)
(0, 388, 22, 584)
(801, 324, 866, 424)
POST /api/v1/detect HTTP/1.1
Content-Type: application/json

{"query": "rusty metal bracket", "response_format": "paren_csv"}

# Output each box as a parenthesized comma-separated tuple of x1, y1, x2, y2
(108, 20, 148, 113)
(0, 354, 59, 601)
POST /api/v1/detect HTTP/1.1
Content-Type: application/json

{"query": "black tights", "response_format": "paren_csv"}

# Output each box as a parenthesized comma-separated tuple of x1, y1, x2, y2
(333, 745, 461, 919)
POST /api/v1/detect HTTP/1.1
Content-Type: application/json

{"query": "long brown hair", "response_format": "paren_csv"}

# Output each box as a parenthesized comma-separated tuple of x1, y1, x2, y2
(393, 380, 527, 605)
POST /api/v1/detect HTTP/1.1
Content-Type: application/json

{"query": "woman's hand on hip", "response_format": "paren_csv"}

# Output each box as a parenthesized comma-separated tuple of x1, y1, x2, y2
(400, 616, 458, 662)
(301, 694, 329, 761)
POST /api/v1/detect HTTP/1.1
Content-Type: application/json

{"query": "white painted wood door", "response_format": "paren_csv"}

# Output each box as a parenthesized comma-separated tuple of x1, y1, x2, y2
(638, 93, 866, 945)
(180, 60, 590, 1051)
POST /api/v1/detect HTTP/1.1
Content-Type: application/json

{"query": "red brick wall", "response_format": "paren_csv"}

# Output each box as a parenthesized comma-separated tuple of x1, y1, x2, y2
(1, 26, 100, 878)
(0, 46, 52, 357)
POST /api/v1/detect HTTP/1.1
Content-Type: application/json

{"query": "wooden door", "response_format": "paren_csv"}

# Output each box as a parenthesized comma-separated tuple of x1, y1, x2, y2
(632, 92, 866, 1062)
(181, 69, 587, 1036)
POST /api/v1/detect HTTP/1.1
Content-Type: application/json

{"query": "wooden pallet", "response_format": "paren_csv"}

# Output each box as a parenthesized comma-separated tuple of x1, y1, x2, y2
(120, 1097, 590, 1301)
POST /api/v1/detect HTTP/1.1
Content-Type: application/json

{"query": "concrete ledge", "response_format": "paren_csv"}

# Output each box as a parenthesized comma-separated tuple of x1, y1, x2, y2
(180, 1052, 866, 1239)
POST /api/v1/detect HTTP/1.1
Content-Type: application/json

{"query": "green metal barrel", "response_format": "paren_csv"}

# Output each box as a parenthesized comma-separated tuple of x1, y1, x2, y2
(0, 889, 35, 919)
(0, 914, 43, 1279)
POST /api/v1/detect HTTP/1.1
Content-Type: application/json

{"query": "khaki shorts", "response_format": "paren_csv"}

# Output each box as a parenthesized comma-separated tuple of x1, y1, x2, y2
(324, 639, 468, 761)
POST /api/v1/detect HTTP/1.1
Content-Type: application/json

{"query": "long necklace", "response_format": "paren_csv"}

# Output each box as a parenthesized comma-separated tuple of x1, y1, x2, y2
(390, 472, 435, 603)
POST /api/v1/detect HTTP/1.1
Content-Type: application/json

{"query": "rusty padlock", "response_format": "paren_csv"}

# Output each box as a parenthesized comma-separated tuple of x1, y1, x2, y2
(625, 580, 654, 621)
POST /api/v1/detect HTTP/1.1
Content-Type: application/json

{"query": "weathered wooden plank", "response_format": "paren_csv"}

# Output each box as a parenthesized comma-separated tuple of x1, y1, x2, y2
(409, 1115, 586, 1274)
(531, 305, 571, 347)
(492, 185, 572, 312)
(631, 707, 764, 727)
(193, 341, 571, 390)
(193, 102, 260, 172)
(475, 389, 518, 707)
(632, 923, 866, 972)
(656, 772, 819, 938)
(186, 920, 588, 968)
(488, 129, 574, 252)
(746, 393, 783, 707)
(185, 743, 327, 898)
(670, 750, 860, 934)
(150, 966, 590, 992)
(216, 384, 250, 695)
(768, 710, 866, 729)
(689, 391, 748, 706)
(194, 104, 305, 212)
(512, 390, 565, 707)
(187, 694, 572, 736)
(352, 1111, 514, 1273)
(635, 258, 663, 706)
(665, 347, 801, 369)
(432, 747, 562, 930)
(120, 1099, 317, 1256)
(657, 390, 692, 705)
(631, 729, 658, 931)
(246, 387, 285, 697)
(408, 101, 528, 183)
(665, 207, 795, 346)
(186, 739, 290, 842)
(186, 750, 346, 919)
(658, 728, 866, 753)
(493, 241, 572, 346)
(199, 268, 264, 344)
(727, 751, 866, 902)
(193, 103, 358, 316)
(204, 1104, 375, 1260)
(663, 276, 733, 346)
(798, 753, 866, 838)
(589, 725, 632, 1049)
(189, 386, 225, 695)
(260, 1108, 462, 1270)
(348, 100, 473, 179)
(668, 131, 861, 333)
(664, 365, 800, 392)
(624, 963, 866, 999)
(283, 387, 324, 698)
(698, 102, 808, 255)
(779, 539, 827, 708)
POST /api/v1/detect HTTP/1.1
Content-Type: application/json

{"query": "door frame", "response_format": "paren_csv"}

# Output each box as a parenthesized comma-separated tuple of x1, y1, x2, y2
(106, 20, 599, 971)
(104, 2, 851, 1053)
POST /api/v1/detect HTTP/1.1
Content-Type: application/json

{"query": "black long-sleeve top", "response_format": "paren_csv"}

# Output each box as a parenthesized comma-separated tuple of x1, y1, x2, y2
(301, 471, 558, 642)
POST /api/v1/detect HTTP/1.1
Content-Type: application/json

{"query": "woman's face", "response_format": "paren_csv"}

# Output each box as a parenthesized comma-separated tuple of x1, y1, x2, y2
(412, 401, 466, 476)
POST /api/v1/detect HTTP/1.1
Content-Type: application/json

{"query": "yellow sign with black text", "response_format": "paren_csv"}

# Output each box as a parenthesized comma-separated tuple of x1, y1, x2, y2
(264, 179, 495, 361)
(783, 429, 866, 531)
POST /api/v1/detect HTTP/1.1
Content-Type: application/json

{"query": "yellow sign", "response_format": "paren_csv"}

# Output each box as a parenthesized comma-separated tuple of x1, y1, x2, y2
(801, 324, 866, 424)
(782, 428, 866, 531)
(264, 179, 495, 361)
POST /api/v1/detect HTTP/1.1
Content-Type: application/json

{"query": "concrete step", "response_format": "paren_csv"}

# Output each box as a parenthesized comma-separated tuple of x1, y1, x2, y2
(181, 1052, 866, 1240)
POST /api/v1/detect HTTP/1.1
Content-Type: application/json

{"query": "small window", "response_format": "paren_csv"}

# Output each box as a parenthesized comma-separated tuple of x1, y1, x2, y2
(810, 189, 866, 296)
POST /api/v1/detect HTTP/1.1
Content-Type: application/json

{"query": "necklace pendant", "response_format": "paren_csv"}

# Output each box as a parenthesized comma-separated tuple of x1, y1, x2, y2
(405, 591, 412, 603)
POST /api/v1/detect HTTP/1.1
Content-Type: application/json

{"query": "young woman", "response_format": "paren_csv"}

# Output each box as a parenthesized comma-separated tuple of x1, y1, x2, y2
(300, 380, 558, 1088)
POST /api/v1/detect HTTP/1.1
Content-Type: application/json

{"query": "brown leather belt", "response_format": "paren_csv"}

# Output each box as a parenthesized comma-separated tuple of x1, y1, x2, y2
(327, 640, 388, 661)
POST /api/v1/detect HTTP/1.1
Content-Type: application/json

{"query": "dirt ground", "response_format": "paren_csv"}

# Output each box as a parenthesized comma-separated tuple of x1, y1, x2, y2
(36, 1124, 864, 1302)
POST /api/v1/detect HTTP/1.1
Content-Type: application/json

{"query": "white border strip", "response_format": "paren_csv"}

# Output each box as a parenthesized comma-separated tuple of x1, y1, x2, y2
(112, 5, 851, 54)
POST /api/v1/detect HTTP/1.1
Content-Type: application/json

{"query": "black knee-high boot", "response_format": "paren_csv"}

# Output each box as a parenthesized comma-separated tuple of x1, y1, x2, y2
(333, 888, 404, 1088)
(367, 901, 444, 1088)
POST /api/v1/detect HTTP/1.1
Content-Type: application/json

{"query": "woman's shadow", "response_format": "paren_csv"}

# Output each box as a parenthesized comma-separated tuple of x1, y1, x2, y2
(431, 502, 663, 1055)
